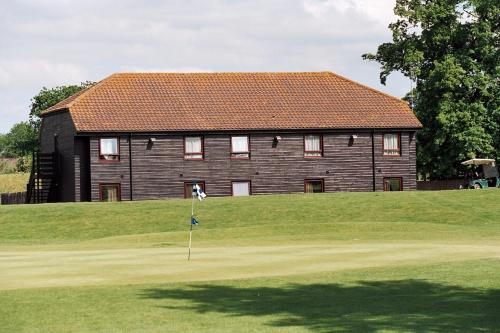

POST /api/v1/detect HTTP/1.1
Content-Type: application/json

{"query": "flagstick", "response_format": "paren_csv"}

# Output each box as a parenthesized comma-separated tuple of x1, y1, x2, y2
(188, 190, 195, 261)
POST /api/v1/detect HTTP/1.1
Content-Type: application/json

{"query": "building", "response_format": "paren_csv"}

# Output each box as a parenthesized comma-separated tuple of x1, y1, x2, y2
(37, 72, 422, 202)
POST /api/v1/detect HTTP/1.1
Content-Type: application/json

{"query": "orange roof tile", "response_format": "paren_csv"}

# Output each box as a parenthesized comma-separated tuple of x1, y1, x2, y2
(42, 72, 422, 132)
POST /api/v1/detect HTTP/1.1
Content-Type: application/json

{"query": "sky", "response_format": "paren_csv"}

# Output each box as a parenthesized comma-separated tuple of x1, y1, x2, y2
(0, 0, 410, 133)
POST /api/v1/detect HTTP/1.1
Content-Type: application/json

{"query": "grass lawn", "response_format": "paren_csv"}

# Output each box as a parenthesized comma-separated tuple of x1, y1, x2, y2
(0, 190, 499, 332)
(0, 173, 29, 193)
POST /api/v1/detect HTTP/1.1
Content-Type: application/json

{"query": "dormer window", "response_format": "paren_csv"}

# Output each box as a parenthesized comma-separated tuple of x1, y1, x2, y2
(99, 138, 120, 161)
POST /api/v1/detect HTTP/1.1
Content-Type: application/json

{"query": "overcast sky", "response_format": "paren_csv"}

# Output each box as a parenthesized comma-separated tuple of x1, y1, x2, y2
(0, 0, 410, 133)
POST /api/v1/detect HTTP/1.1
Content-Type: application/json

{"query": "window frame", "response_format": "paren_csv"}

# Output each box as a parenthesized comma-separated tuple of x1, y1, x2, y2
(230, 135, 250, 159)
(99, 183, 121, 202)
(231, 180, 252, 196)
(382, 133, 401, 156)
(304, 179, 325, 193)
(184, 181, 206, 199)
(303, 134, 324, 158)
(183, 136, 204, 160)
(99, 137, 120, 162)
(383, 177, 403, 191)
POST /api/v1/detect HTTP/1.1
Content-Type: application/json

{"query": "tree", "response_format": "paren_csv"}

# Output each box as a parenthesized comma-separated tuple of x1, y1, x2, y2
(2, 122, 38, 157)
(363, 0, 499, 179)
(29, 81, 95, 131)
(0, 133, 7, 157)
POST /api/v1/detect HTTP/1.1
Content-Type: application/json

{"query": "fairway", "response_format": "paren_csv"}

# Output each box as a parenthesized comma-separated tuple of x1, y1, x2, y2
(1, 190, 500, 332)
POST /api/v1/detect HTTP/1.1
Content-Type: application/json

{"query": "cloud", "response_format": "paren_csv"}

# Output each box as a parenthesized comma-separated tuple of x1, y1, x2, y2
(0, 0, 407, 133)
(302, 0, 396, 24)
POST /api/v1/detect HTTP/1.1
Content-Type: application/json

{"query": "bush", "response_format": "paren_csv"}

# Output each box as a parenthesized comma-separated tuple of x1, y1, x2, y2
(16, 155, 32, 173)
(0, 159, 17, 174)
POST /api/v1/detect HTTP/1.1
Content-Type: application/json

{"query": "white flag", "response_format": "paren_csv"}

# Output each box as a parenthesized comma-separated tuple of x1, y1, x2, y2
(193, 184, 206, 201)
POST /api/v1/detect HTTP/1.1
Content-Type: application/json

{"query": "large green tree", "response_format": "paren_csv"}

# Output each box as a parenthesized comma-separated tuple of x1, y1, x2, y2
(363, 0, 499, 179)
(29, 81, 95, 131)
(1, 122, 38, 157)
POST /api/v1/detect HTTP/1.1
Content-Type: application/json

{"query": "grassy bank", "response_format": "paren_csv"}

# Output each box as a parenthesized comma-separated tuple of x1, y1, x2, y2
(0, 173, 29, 193)
(0, 190, 499, 332)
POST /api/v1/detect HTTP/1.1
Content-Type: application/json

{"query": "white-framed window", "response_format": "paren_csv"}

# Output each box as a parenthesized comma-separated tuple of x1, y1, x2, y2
(232, 181, 251, 196)
(184, 136, 204, 159)
(99, 138, 119, 161)
(304, 134, 323, 157)
(383, 133, 401, 156)
(231, 136, 250, 159)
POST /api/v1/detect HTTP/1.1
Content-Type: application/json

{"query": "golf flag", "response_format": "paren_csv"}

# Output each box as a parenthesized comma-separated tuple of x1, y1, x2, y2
(191, 217, 199, 225)
(192, 183, 207, 201)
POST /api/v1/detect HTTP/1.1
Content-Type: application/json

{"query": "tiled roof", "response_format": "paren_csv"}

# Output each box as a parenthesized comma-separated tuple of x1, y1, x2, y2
(42, 72, 422, 132)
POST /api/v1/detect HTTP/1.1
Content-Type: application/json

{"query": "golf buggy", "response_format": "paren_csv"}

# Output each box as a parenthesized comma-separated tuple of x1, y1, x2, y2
(461, 158, 500, 189)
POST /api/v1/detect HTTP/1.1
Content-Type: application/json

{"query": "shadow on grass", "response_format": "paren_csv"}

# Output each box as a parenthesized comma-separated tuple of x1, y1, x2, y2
(142, 280, 500, 332)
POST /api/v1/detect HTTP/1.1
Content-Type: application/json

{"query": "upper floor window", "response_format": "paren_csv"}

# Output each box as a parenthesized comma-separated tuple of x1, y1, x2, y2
(304, 134, 323, 157)
(231, 136, 250, 159)
(99, 138, 119, 161)
(184, 136, 204, 159)
(383, 133, 401, 156)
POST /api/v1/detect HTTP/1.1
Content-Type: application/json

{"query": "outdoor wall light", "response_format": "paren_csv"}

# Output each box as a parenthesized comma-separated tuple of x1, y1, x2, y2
(350, 135, 358, 140)
(272, 136, 282, 148)
(149, 137, 157, 143)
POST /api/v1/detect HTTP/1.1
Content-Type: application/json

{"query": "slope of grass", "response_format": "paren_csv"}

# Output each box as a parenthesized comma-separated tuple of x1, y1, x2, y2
(0, 173, 29, 193)
(0, 190, 499, 245)
(1, 190, 499, 332)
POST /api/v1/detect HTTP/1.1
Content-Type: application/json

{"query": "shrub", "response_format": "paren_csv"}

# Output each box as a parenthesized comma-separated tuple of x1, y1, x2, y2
(0, 159, 17, 174)
(16, 155, 32, 173)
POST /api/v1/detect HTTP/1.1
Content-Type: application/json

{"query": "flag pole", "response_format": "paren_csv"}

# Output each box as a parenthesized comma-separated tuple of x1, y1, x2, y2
(188, 184, 195, 261)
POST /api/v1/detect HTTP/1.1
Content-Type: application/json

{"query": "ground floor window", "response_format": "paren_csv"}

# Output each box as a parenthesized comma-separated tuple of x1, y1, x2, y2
(232, 181, 251, 196)
(383, 177, 403, 191)
(184, 181, 206, 198)
(304, 179, 324, 193)
(99, 184, 121, 201)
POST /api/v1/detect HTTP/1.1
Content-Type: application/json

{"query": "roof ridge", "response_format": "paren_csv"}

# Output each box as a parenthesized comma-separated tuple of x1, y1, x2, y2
(325, 71, 409, 106)
(111, 71, 330, 75)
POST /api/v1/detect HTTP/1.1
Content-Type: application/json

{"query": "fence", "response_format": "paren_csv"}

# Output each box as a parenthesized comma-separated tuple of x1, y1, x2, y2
(417, 179, 465, 191)
(0, 191, 27, 205)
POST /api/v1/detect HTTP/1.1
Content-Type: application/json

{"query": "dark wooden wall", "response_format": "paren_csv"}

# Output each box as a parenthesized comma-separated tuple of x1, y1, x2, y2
(374, 132, 417, 191)
(39, 111, 76, 202)
(84, 131, 417, 201)
(74, 137, 91, 201)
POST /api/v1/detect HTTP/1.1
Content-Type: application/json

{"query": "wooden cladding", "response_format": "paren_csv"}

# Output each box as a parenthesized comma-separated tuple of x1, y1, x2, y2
(85, 131, 417, 201)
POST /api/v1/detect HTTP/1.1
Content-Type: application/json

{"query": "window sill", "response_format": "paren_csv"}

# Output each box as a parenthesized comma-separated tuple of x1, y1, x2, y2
(99, 159, 121, 164)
